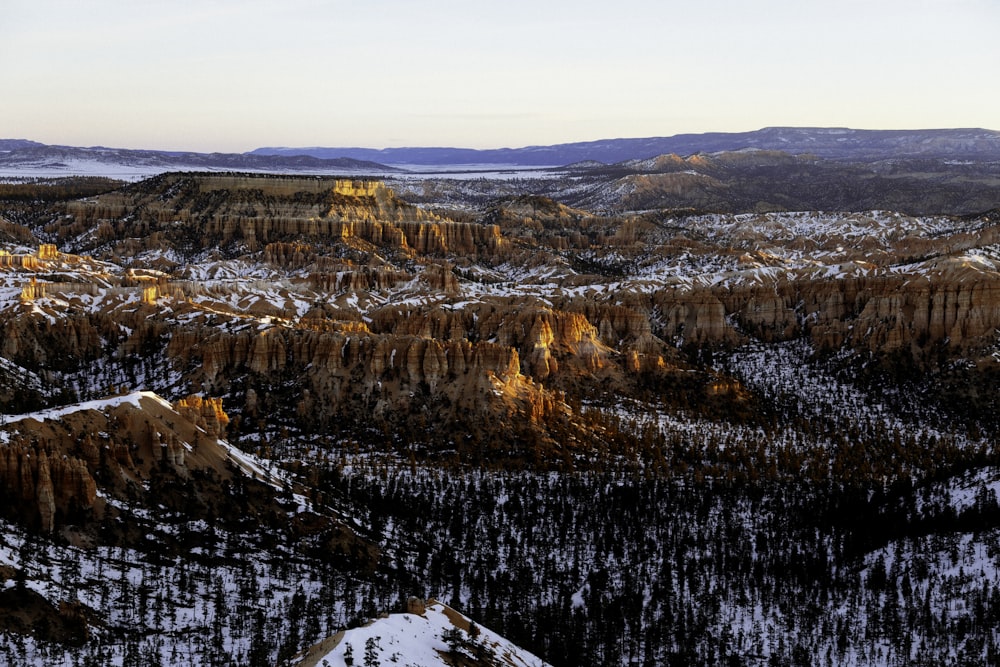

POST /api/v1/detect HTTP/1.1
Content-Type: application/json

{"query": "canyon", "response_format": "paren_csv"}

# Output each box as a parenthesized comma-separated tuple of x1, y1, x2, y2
(1, 164, 1000, 666)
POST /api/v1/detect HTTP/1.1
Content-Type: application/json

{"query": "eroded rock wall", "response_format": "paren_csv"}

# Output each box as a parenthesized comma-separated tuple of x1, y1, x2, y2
(61, 175, 503, 258)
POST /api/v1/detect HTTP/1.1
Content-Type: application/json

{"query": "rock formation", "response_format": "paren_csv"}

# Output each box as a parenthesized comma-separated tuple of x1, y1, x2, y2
(10, 171, 1000, 470)
(174, 394, 230, 438)
(0, 441, 97, 533)
(0, 392, 375, 568)
(60, 174, 503, 258)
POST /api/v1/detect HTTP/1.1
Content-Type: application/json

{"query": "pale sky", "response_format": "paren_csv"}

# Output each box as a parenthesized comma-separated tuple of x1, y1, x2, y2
(2, 0, 998, 152)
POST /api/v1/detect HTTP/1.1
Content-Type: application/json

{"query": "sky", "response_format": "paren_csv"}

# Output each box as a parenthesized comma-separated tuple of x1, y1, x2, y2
(2, 0, 998, 153)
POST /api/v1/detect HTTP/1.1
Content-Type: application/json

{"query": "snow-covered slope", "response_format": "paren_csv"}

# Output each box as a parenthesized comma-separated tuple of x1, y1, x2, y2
(297, 600, 551, 667)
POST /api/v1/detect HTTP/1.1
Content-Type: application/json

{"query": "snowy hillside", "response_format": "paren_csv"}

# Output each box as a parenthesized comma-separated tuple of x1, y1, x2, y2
(297, 600, 550, 667)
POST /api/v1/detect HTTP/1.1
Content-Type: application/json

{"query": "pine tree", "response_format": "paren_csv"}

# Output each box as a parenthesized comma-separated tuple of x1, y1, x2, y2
(363, 636, 381, 667)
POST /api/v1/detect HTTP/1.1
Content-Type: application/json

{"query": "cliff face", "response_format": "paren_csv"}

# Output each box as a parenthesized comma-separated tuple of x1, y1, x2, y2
(0, 446, 95, 533)
(636, 262, 1000, 357)
(369, 303, 612, 379)
(0, 392, 376, 567)
(0, 394, 237, 533)
(59, 175, 502, 258)
(0, 310, 106, 366)
(167, 322, 563, 434)
(174, 394, 230, 438)
(0, 216, 37, 245)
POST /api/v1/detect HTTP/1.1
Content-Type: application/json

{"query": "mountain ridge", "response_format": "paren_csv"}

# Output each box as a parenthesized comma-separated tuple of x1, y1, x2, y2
(0, 142, 399, 177)
(251, 126, 1000, 166)
(5, 128, 1000, 176)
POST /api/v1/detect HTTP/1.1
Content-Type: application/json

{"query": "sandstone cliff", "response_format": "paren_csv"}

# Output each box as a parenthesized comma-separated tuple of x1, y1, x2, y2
(0, 445, 95, 533)
(174, 394, 230, 438)
(166, 321, 564, 436)
(634, 260, 1000, 358)
(0, 393, 376, 568)
(59, 174, 503, 258)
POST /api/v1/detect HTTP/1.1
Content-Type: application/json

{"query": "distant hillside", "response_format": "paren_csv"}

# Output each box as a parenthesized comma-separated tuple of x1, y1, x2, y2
(555, 149, 1000, 215)
(252, 127, 1000, 166)
(7, 129, 999, 176)
(0, 142, 398, 177)
(384, 148, 1000, 216)
(0, 139, 45, 152)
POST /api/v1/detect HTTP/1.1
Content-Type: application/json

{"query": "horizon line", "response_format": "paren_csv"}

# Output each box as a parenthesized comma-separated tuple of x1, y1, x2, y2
(6, 125, 1000, 156)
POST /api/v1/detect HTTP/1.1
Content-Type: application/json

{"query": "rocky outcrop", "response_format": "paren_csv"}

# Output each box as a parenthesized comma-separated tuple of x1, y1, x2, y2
(651, 290, 743, 346)
(0, 312, 97, 367)
(262, 242, 318, 269)
(0, 443, 97, 533)
(485, 195, 632, 250)
(35, 452, 56, 533)
(0, 253, 41, 270)
(167, 316, 573, 441)
(307, 267, 411, 292)
(174, 395, 230, 438)
(834, 268, 1000, 354)
(0, 393, 376, 568)
(635, 262, 1000, 358)
(0, 217, 37, 245)
(367, 301, 613, 380)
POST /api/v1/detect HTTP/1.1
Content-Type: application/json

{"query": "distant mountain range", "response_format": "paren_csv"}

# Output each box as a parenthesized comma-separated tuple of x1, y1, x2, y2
(252, 127, 1000, 166)
(0, 141, 398, 177)
(3, 128, 1000, 178)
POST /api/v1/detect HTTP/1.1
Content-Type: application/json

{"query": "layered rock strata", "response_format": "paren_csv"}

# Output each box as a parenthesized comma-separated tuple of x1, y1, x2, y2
(61, 175, 503, 257)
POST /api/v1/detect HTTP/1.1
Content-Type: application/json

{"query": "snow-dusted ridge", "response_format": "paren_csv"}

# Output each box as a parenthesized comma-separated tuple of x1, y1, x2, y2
(0, 390, 169, 425)
(297, 599, 551, 667)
